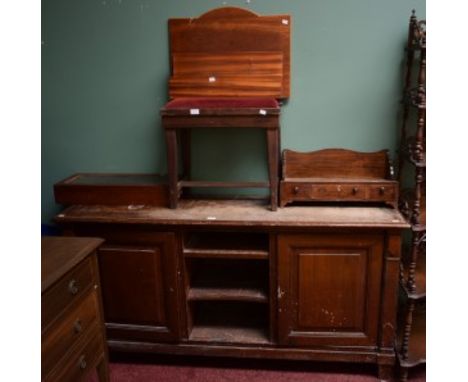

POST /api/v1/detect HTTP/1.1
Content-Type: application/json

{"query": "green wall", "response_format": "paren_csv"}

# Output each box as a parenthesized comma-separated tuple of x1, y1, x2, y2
(42, 0, 425, 223)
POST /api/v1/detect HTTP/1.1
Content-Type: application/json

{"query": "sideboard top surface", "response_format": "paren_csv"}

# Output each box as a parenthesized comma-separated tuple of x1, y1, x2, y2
(55, 199, 409, 229)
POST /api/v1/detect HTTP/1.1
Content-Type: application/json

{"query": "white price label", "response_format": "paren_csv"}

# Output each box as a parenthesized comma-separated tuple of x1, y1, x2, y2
(190, 109, 200, 115)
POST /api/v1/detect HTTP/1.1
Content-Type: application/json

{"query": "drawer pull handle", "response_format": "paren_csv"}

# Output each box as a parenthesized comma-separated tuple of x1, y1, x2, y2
(68, 279, 79, 295)
(293, 186, 300, 194)
(352, 187, 359, 195)
(74, 319, 82, 334)
(79, 355, 87, 370)
(379, 187, 385, 195)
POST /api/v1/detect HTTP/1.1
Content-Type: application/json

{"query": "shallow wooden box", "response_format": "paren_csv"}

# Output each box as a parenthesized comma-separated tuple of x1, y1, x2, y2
(280, 149, 398, 208)
(54, 173, 169, 206)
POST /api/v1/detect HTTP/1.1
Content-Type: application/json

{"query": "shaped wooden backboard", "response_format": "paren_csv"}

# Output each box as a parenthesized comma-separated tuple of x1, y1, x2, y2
(282, 149, 391, 180)
(168, 7, 291, 99)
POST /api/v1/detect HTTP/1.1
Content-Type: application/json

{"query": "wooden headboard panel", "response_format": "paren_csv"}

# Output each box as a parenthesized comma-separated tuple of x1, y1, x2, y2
(168, 7, 291, 99)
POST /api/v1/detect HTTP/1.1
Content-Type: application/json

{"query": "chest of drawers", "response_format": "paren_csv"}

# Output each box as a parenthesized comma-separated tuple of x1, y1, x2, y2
(42, 237, 110, 382)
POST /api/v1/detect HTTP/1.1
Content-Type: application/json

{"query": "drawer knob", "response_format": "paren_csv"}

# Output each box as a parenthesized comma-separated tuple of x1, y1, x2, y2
(352, 187, 359, 195)
(74, 319, 82, 334)
(293, 186, 300, 194)
(68, 279, 79, 295)
(79, 355, 87, 370)
(379, 186, 385, 195)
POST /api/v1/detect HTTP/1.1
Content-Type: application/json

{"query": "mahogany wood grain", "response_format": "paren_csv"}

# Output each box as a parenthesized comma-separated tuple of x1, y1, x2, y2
(168, 7, 290, 99)
(42, 236, 104, 292)
(277, 233, 383, 347)
(172, 52, 283, 78)
(96, 234, 180, 342)
(163, 7, 286, 210)
(165, 129, 179, 209)
(54, 173, 168, 207)
(397, 303, 426, 368)
(161, 113, 280, 210)
(161, 114, 279, 128)
(280, 180, 398, 208)
(280, 149, 397, 208)
(42, 257, 95, 329)
(108, 339, 378, 363)
(42, 291, 99, 376)
(42, 237, 109, 382)
(56, 202, 407, 380)
(282, 149, 390, 179)
(44, 327, 104, 382)
(55, 200, 409, 229)
(396, 13, 426, 380)
(402, 256, 426, 299)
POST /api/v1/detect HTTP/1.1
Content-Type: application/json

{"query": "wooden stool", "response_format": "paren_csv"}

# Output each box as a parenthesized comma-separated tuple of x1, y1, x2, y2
(161, 97, 280, 210)
(161, 7, 291, 211)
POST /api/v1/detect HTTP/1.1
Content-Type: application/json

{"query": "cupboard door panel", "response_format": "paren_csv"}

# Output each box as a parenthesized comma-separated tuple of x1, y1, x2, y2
(278, 233, 383, 347)
(96, 232, 180, 342)
(297, 250, 367, 331)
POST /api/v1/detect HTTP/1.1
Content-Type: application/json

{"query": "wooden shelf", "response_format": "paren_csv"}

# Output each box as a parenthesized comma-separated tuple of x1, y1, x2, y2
(188, 287, 268, 303)
(184, 232, 269, 259)
(398, 304, 426, 368)
(184, 248, 268, 259)
(180, 181, 270, 189)
(189, 325, 270, 345)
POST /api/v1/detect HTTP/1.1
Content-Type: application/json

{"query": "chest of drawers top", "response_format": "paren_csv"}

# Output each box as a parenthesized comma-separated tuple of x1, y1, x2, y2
(42, 237, 104, 293)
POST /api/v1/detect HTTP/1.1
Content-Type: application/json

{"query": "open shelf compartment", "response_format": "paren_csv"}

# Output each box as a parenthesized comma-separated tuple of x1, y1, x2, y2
(188, 301, 270, 345)
(186, 258, 269, 303)
(183, 231, 269, 259)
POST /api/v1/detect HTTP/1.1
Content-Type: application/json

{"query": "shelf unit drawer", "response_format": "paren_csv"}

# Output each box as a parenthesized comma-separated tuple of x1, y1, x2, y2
(42, 257, 94, 330)
(42, 290, 100, 377)
(280, 181, 398, 207)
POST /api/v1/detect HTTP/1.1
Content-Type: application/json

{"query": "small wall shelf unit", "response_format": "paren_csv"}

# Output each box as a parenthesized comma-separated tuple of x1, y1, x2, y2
(396, 10, 426, 382)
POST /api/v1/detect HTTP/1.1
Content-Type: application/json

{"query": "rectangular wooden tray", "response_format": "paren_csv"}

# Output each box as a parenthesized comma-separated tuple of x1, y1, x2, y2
(54, 173, 169, 206)
(280, 149, 398, 208)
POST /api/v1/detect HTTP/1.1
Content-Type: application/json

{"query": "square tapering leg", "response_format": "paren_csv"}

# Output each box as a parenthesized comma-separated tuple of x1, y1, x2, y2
(267, 128, 279, 211)
(165, 129, 178, 209)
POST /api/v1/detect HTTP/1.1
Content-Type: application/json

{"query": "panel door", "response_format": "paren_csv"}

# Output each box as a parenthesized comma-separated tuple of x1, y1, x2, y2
(277, 233, 383, 347)
(85, 228, 181, 343)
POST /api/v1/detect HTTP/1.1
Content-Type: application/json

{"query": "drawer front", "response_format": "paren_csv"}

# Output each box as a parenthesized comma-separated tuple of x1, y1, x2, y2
(44, 328, 104, 382)
(281, 182, 398, 206)
(42, 257, 94, 330)
(367, 184, 397, 202)
(42, 290, 100, 378)
(285, 183, 368, 201)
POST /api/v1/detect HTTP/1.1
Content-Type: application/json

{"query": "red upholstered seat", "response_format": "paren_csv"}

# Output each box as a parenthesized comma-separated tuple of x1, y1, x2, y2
(164, 97, 279, 109)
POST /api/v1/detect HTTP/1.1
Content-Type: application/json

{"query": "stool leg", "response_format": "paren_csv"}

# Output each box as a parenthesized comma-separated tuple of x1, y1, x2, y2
(267, 128, 279, 211)
(181, 129, 191, 180)
(165, 129, 178, 209)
